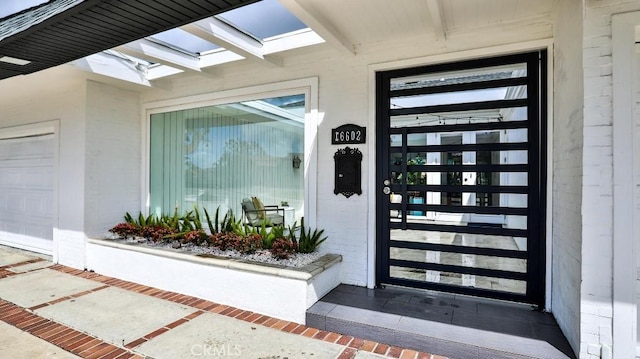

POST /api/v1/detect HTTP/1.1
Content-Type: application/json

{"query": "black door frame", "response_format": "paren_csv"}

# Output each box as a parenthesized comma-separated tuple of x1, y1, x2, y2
(375, 51, 548, 306)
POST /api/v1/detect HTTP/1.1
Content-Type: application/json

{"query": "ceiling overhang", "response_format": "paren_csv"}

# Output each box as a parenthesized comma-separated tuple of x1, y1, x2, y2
(0, 0, 258, 81)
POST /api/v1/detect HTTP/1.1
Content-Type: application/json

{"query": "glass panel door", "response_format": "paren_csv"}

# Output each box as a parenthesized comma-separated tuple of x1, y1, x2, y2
(376, 52, 547, 305)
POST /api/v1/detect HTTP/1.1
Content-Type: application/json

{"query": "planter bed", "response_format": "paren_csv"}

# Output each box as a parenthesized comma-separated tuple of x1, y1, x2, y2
(86, 238, 342, 324)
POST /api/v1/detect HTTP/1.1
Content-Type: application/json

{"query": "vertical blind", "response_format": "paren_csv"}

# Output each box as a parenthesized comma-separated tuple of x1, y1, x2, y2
(149, 96, 305, 222)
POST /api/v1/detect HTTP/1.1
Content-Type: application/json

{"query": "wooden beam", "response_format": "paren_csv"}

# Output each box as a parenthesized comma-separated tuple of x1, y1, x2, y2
(115, 39, 201, 73)
(278, 0, 355, 55)
(426, 0, 447, 41)
(70, 52, 152, 87)
(182, 17, 282, 67)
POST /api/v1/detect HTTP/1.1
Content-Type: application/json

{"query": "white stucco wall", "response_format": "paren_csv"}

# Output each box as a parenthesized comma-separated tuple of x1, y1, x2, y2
(84, 81, 141, 237)
(552, 0, 585, 354)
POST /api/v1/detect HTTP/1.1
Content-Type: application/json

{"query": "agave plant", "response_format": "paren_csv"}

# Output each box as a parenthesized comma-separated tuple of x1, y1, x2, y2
(292, 217, 327, 254)
(204, 206, 236, 235)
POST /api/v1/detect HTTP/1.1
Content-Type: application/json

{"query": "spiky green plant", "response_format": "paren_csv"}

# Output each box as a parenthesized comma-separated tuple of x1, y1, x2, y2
(203, 207, 217, 234)
(192, 205, 203, 231)
(162, 207, 181, 230)
(124, 212, 135, 224)
(221, 210, 235, 233)
(295, 217, 327, 253)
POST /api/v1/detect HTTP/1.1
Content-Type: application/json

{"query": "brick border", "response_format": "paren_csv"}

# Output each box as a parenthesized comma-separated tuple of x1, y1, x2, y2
(0, 258, 445, 359)
(47, 264, 445, 359)
(28, 285, 110, 311)
(0, 299, 142, 359)
(0, 258, 46, 279)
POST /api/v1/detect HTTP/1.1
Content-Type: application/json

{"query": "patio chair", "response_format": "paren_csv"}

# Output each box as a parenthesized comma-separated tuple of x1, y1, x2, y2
(241, 197, 284, 227)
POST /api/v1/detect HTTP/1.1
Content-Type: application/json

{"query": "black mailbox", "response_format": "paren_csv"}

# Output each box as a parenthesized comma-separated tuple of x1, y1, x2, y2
(334, 147, 362, 198)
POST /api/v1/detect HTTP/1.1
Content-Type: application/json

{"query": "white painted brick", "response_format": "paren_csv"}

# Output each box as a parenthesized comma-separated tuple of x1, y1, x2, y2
(84, 81, 141, 238)
(584, 35, 612, 48)
(600, 63, 612, 76)
(599, 326, 612, 346)
(582, 333, 601, 345)
(587, 344, 601, 355)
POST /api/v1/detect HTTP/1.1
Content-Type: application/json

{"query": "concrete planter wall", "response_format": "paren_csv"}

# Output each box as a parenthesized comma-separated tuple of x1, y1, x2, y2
(86, 238, 342, 324)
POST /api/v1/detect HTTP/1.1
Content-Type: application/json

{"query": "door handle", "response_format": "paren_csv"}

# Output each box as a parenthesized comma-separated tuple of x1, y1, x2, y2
(382, 179, 391, 195)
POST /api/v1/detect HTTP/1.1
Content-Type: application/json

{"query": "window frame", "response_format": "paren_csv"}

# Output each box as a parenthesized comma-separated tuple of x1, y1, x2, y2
(142, 77, 319, 228)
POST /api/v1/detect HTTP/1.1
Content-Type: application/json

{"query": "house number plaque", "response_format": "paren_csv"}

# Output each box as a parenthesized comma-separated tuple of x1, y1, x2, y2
(332, 124, 366, 145)
(334, 147, 362, 198)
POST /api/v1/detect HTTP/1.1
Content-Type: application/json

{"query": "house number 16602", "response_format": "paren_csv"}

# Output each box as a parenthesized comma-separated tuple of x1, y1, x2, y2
(335, 130, 361, 143)
(331, 124, 366, 145)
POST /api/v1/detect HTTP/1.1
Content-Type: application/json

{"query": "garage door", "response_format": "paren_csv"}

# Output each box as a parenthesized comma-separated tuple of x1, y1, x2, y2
(0, 134, 55, 255)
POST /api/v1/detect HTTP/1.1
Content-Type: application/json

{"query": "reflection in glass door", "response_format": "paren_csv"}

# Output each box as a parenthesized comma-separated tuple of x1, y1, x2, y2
(376, 52, 547, 305)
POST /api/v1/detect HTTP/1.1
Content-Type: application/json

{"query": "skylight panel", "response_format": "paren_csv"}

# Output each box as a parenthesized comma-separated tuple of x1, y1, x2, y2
(150, 28, 219, 55)
(0, 0, 48, 19)
(216, 0, 307, 40)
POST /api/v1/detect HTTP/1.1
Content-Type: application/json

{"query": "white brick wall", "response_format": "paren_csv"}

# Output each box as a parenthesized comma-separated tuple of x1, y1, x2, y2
(636, 40, 640, 358)
(551, 1, 585, 354)
(84, 81, 141, 237)
(0, 72, 143, 270)
(580, 1, 640, 358)
(0, 66, 88, 269)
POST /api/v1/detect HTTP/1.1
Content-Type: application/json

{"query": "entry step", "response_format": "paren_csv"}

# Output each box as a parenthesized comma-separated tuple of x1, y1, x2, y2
(306, 285, 575, 359)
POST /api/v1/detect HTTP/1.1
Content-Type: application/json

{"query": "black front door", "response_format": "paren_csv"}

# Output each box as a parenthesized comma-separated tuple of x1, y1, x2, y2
(376, 51, 547, 306)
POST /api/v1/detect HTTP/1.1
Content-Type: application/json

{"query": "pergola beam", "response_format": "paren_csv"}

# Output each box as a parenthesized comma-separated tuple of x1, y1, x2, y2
(426, 0, 447, 41)
(70, 52, 152, 87)
(182, 17, 282, 67)
(145, 65, 183, 81)
(277, 0, 355, 55)
(263, 28, 324, 55)
(115, 39, 202, 73)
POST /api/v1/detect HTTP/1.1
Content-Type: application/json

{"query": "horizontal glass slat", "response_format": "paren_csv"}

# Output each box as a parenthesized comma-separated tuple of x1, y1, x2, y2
(394, 164, 528, 172)
(388, 222, 528, 237)
(390, 99, 528, 117)
(391, 77, 529, 98)
(390, 62, 527, 91)
(391, 86, 527, 109)
(390, 248, 527, 273)
(390, 173, 528, 187)
(391, 106, 528, 129)
(389, 266, 526, 295)
(389, 211, 527, 230)
(387, 192, 528, 208)
(389, 230, 527, 252)
(396, 143, 529, 153)
(390, 184, 529, 194)
(391, 150, 528, 167)
(391, 128, 528, 146)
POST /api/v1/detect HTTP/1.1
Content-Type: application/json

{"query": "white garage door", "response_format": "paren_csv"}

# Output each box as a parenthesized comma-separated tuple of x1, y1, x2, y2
(0, 134, 55, 255)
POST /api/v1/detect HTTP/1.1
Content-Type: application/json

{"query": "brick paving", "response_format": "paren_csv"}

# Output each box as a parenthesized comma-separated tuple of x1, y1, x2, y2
(0, 257, 448, 359)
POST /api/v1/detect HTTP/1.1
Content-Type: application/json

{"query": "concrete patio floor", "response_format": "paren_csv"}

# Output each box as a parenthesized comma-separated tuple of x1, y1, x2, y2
(0, 245, 444, 359)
